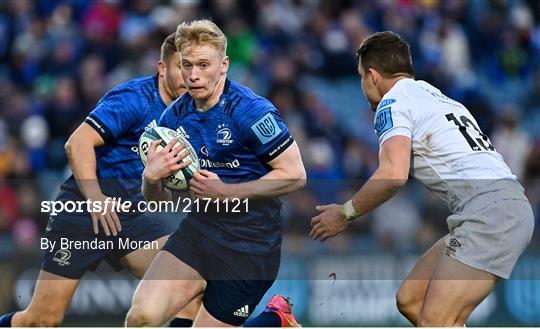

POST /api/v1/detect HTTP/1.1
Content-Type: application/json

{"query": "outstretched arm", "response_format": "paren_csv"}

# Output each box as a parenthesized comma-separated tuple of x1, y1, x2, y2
(310, 135, 411, 241)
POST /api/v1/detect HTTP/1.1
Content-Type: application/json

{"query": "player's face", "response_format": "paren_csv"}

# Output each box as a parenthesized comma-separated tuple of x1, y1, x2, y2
(358, 64, 380, 112)
(164, 52, 187, 99)
(180, 44, 229, 101)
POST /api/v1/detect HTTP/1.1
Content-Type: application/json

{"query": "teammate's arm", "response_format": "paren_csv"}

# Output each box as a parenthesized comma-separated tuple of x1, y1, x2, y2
(310, 135, 411, 241)
(65, 123, 121, 236)
(190, 142, 306, 199)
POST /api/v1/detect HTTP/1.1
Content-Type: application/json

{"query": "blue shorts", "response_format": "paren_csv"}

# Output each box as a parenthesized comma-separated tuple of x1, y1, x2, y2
(163, 220, 280, 325)
(42, 213, 169, 279)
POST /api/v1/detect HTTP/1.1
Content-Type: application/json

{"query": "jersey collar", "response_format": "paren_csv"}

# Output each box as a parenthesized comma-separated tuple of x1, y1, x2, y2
(187, 78, 232, 115)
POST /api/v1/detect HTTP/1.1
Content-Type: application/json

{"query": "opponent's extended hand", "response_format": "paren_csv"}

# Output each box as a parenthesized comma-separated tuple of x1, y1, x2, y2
(88, 193, 121, 236)
(143, 138, 191, 184)
(190, 170, 230, 199)
(309, 204, 349, 242)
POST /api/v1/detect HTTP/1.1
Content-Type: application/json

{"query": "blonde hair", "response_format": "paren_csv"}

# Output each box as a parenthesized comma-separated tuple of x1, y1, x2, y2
(175, 19, 227, 56)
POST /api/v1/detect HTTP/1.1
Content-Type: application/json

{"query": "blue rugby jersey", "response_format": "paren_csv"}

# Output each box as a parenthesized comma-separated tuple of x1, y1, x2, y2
(159, 79, 294, 253)
(57, 75, 166, 218)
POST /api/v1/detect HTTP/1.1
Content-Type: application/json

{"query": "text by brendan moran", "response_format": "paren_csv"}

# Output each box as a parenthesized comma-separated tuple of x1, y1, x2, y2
(41, 237, 159, 252)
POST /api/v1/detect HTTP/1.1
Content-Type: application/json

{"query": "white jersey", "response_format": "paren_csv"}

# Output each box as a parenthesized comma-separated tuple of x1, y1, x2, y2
(374, 78, 517, 212)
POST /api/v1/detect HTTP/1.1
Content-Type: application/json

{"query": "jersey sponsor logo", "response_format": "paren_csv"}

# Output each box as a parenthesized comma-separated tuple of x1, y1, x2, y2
(200, 145, 209, 157)
(176, 126, 190, 139)
(233, 305, 250, 317)
(53, 249, 71, 267)
(374, 107, 393, 138)
(251, 113, 282, 144)
(200, 158, 240, 169)
(376, 98, 396, 111)
(198, 145, 240, 168)
(216, 124, 233, 146)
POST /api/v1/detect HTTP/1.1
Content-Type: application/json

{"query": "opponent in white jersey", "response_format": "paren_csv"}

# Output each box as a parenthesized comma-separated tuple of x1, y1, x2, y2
(310, 31, 534, 327)
(378, 78, 520, 212)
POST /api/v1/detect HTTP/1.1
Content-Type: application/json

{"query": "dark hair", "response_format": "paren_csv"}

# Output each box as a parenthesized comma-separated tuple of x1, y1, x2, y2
(356, 31, 414, 78)
(160, 32, 177, 63)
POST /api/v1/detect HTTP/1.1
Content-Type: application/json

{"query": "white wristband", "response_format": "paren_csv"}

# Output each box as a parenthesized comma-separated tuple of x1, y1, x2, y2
(340, 199, 358, 223)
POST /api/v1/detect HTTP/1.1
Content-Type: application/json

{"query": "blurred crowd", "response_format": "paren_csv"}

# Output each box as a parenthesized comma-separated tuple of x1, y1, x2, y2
(1, 0, 539, 257)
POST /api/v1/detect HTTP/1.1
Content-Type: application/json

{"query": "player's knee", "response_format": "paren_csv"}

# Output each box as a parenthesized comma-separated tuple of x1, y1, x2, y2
(396, 284, 421, 318)
(395, 287, 409, 314)
(126, 306, 163, 327)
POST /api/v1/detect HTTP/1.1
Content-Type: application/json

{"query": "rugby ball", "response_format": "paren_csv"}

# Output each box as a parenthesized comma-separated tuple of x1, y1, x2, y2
(139, 125, 199, 191)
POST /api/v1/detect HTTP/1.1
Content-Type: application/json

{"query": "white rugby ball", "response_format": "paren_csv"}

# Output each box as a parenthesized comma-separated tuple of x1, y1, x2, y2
(139, 126, 199, 191)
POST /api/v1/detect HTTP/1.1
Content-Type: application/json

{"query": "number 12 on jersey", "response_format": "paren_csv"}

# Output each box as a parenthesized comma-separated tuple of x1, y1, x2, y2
(446, 113, 495, 151)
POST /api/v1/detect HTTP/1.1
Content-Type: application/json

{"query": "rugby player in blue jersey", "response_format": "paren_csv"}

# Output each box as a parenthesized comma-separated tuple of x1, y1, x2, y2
(0, 33, 201, 327)
(125, 20, 306, 327)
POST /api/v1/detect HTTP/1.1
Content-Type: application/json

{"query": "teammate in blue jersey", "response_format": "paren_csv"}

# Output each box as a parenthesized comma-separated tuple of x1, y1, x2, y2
(0, 34, 200, 327)
(125, 20, 306, 327)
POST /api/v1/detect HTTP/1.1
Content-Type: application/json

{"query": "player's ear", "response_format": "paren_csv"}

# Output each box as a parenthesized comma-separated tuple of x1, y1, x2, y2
(158, 60, 166, 78)
(221, 55, 229, 74)
(368, 68, 378, 86)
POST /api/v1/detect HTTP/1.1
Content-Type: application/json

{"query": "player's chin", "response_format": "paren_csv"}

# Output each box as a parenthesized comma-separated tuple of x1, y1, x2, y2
(189, 87, 206, 96)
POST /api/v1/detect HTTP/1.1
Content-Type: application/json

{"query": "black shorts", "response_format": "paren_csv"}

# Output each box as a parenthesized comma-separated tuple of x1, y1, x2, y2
(42, 214, 169, 279)
(162, 220, 280, 326)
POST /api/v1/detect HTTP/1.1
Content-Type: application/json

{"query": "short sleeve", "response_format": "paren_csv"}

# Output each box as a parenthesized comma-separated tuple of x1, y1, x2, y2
(374, 93, 413, 146)
(85, 88, 141, 143)
(239, 99, 294, 163)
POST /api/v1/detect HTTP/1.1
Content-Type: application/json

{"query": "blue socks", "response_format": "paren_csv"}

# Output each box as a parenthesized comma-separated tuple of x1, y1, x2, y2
(0, 312, 15, 327)
(169, 317, 194, 327)
(243, 311, 281, 327)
